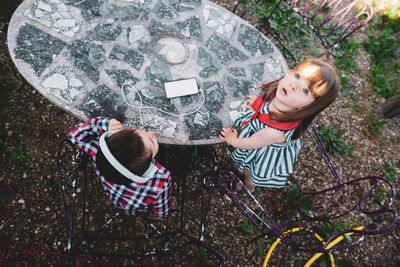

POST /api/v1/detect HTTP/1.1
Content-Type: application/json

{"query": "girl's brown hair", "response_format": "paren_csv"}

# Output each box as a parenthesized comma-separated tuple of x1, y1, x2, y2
(261, 58, 339, 140)
(96, 129, 152, 185)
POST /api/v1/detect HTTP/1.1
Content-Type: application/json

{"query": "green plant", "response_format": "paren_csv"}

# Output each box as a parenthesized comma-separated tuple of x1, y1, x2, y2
(10, 144, 27, 163)
(279, 185, 312, 215)
(239, 211, 267, 235)
(257, 241, 264, 257)
(317, 123, 348, 156)
(379, 164, 398, 182)
(363, 18, 400, 98)
(367, 120, 387, 134)
(246, 0, 320, 66)
(9, 143, 29, 178)
(335, 40, 360, 73)
(370, 186, 391, 205)
(322, 221, 356, 239)
(191, 247, 211, 266)
(339, 73, 360, 100)
(239, 218, 257, 234)
(0, 79, 15, 98)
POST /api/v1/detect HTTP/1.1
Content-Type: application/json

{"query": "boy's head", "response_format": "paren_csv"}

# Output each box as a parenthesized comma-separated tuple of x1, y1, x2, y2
(96, 129, 158, 185)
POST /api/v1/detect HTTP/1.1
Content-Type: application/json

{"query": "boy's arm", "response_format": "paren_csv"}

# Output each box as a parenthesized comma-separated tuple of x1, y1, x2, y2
(219, 127, 286, 150)
(69, 117, 111, 155)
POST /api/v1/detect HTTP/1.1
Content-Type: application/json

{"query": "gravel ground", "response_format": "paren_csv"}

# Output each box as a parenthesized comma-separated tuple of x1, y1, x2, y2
(0, 0, 399, 266)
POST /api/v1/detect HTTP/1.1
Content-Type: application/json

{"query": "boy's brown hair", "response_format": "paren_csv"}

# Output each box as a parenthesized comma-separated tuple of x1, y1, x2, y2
(260, 58, 339, 140)
(96, 129, 152, 185)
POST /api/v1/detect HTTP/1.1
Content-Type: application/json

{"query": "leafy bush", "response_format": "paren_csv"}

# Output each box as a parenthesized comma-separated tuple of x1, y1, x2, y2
(363, 18, 400, 98)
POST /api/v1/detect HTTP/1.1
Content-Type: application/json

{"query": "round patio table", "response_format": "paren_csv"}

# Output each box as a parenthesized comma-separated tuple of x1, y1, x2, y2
(8, 0, 288, 145)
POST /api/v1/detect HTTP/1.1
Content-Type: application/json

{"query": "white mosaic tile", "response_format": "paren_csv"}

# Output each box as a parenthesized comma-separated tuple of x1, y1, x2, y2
(23, 0, 79, 37)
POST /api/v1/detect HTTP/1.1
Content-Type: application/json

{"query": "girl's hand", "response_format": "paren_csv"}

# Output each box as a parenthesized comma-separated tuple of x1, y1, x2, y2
(245, 95, 258, 109)
(108, 119, 123, 132)
(219, 127, 238, 145)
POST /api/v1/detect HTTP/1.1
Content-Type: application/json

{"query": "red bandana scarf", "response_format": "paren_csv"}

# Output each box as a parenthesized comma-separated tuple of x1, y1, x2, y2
(240, 96, 301, 130)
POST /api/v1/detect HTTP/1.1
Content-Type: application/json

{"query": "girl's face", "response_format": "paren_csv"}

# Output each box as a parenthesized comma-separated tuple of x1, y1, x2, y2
(276, 68, 316, 111)
(138, 130, 159, 158)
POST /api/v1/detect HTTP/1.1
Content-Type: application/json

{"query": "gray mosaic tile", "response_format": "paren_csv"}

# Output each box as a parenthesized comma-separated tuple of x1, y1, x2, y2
(63, 37, 106, 82)
(136, 87, 179, 114)
(229, 67, 246, 77)
(145, 61, 171, 88)
(109, 3, 150, 21)
(105, 69, 140, 88)
(141, 113, 178, 139)
(14, 24, 66, 76)
(180, 94, 200, 107)
(79, 84, 127, 122)
(203, 81, 226, 113)
(152, 2, 178, 18)
(238, 24, 274, 56)
(137, 40, 151, 54)
(109, 45, 144, 71)
(168, 0, 201, 12)
(225, 76, 253, 97)
(248, 62, 265, 82)
(175, 16, 202, 41)
(88, 22, 122, 41)
(148, 19, 179, 37)
(65, 0, 108, 21)
(206, 34, 249, 64)
(197, 47, 219, 78)
(184, 108, 223, 140)
(265, 55, 287, 79)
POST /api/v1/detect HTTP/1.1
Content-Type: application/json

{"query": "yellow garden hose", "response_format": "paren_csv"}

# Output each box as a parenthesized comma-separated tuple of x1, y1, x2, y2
(305, 226, 364, 266)
(262, 226, 364, 267)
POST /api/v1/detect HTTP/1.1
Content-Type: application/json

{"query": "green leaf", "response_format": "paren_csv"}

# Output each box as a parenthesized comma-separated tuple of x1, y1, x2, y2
(257, 241, 264, 257)
(239, 222, 254, 234)
(301, 195, 312, 214)
(343, 233, 352, 243)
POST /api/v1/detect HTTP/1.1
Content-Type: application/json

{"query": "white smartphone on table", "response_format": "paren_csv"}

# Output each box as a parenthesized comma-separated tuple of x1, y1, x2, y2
(164, 78, 199, 98)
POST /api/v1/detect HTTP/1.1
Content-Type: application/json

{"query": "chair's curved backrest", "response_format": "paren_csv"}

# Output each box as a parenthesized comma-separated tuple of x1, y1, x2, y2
(231, 0, 374, 65)
(211, 124, 397, 255)
(215, 159, 398, 255)
(288, 0, 374, 49)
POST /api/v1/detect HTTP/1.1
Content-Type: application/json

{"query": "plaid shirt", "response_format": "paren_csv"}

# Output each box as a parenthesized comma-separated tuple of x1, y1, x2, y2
(70, 117, 172, 219)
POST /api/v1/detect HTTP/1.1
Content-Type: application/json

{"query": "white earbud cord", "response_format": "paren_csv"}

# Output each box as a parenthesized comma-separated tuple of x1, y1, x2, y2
(121, 82, 205, 129)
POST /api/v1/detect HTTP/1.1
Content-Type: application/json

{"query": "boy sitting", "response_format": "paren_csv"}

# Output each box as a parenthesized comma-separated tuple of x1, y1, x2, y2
(70, 117, 172, 220)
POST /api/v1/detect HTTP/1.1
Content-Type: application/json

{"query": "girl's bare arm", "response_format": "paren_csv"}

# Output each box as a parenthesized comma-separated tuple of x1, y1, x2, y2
(220, 127, 286, 150)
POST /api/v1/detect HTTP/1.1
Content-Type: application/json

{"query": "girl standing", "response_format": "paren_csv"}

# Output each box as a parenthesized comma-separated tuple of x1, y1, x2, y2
(219, 58, 339, 192)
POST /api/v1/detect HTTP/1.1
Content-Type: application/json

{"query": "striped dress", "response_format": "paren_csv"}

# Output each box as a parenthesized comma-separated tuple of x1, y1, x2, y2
(231, 98, 302, 188)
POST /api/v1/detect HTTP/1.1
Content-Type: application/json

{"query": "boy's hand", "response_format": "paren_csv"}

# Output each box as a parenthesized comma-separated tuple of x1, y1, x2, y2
(108, 119, 123, 132)
(245, 95, 258, 109)
(219, 127, 238, 145)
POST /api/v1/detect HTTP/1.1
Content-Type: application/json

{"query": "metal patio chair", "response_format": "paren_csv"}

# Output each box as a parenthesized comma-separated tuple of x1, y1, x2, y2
(232, 0, 374, 66)
(23, 235, 224, 266)
(202, 122, 397, 264)
(56, 139, 224, 266)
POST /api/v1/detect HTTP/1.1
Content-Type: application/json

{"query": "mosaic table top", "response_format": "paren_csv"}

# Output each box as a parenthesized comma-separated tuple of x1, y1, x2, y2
(8, 0, 288, 145)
